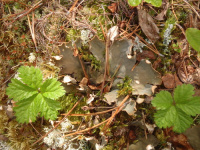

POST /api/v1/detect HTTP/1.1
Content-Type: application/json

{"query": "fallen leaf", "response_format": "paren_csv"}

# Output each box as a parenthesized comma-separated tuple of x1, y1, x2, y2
(79, 77, 88, 91)
(193, 68, 200, 85)
(178, 63, 194, 84)
(174, 73, 182, 86)
(138, 8, 160, 43)
(145, 123, 156, 134)
(168, 134, 194, 150)
(162, 73, 175, 89)
(108, 3, 118, 13)
(136, 50, 156, 61)
(129, 130, 136, 140)
(154, 0, 169, 20)
(107, 26, 119, 42)
(63, 75, 77, 84)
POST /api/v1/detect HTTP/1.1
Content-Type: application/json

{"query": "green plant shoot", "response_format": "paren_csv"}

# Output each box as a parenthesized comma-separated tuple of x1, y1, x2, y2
(128, 0, 162, 7)
(152, 84, 200, 133)
(6, 66, 65, 123)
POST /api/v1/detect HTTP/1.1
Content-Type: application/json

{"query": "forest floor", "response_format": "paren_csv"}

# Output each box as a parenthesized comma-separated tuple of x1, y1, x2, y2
(0, 0, 200, 150)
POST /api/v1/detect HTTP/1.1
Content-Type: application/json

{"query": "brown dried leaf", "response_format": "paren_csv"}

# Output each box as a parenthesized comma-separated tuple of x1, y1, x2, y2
(138, 9, 160, 43)
(136, 50, 156, 61)
(162, 73, 175, 89)
(168, 134, 194, 150)
(79, 77, 88, 90)
(108, 3, 118, 13)
(193, 68, 200, 85)
(154, 0, 169, 20)
(174, 73, 182, 86)
(178, 64, 194, 84)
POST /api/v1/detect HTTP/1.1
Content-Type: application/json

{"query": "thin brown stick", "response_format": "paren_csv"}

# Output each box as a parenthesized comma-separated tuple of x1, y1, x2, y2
(62, 106, 118, 116)
(63, 118, 109, 137)
(171, 0, 179, 21)
(78, 54, 89, 79)
(119, 26, 140, 40)
(100, 36, 111, 96)
(183, 0, 200, 20)
(69, 0, 79, 13)
(8, 0, 43, 24)
(103, 95, 130, 132)
(134, 33, 162, 56)
(27, 13, 38, 52)
(32, 97, 82, 146)
(30, 122, 42, 136)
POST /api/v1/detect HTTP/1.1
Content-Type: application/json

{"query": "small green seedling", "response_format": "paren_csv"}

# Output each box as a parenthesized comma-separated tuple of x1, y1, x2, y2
(6, 66, 65, 123)
(128, 0, 162, 7)
(152, 84, 200, 133)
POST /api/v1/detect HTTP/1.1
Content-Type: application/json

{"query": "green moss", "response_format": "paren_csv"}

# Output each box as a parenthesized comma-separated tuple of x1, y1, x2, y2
(66, 28, 79, 42)
(79, 46, 101, 71)
(59, 94, 89, 121)
(117, 76, 133, 97)
(0, 110, 9, 134)
(6, 120, 38, 150)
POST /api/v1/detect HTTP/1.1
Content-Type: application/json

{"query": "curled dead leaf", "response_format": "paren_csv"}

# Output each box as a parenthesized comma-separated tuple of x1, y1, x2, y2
(108, 3, 118, 13)
(138, 8, 160, 43)
(162, 73, 175, 89)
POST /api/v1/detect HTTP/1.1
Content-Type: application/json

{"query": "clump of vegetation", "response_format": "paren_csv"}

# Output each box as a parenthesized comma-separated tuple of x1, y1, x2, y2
(117, 76, 133, 97)
(79, 46, 101, 71)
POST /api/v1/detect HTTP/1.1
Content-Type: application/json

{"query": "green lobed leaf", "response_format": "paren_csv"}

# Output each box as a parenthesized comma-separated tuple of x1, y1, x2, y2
(173, 108, 193, 133)
(176, 97, 200, 116)
(153, 84, 200, 133)
(174, 84, 194, 103)
(40, 78, 65, 100)
(128, 0, 142, 6)
(152, 91, 173, 110)
(13, 94, 40, 123)
(154, 106, 176, 128)
(6, 66, 65, 123)
(186, 28, 200, 52)
(39, 97, 61, 120)
(18, 66, 43, 89)
(6, 79, 37, 101)
(145, 0, 162, 7)
(154, 106, 193, 133)
(14, 93, 61, 123)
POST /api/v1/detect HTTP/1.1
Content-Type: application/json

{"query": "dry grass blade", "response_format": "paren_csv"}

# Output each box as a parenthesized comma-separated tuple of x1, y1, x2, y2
(27, 13, 38, 52)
